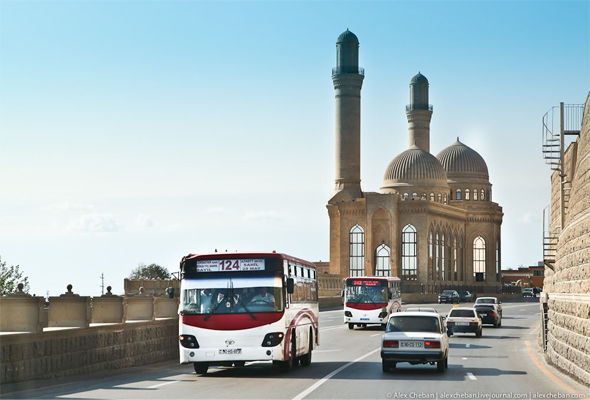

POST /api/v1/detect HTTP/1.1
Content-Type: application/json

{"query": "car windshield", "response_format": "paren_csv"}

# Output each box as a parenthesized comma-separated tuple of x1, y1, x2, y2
(449, 309, 476, 318)
(442, 290, 455, 295)
(476, 298, 495, 304)
(387, 316, 440, 333)
(181, 277, 284, 315)
(345, 285, 387, 304)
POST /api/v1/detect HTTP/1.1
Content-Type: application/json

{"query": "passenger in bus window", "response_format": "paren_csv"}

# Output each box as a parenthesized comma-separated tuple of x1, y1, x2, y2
(200, 289, 213, 313)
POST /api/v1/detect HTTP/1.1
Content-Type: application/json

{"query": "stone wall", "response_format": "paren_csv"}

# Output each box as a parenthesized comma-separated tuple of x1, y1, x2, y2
(1, 318, 179, 385)
(543, 92, 590, 386)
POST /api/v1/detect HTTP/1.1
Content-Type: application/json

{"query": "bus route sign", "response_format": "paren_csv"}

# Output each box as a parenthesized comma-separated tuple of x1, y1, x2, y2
(195, 259, 265, 272)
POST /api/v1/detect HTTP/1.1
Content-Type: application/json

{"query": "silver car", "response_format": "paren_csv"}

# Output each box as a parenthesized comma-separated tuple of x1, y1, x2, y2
(381, 312, 449, 372)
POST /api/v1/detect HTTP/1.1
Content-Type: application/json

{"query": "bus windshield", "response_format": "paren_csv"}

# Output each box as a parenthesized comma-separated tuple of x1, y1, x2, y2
(181, 277, 284, 315)
(345, 283, 387, 304)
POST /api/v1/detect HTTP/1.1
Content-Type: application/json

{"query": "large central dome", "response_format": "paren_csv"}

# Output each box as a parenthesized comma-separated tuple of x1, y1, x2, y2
(381, 145, 448, 191)
(436, 139, 489, 183)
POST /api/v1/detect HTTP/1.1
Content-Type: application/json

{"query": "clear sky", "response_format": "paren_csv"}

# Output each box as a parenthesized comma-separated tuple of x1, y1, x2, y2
(1, 1, 588, 297)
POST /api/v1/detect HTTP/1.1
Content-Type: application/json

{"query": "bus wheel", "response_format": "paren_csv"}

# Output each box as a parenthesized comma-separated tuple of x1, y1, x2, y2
(300, 332, 313, 367)
(276, 333, 296, 372)
(194, 362, 208, 375)
(348, 323, 354, 330)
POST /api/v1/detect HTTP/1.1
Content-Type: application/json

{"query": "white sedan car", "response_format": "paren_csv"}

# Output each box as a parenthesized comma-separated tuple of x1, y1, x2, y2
(381, 312, 449, 372)
(445, 307, 483, 337)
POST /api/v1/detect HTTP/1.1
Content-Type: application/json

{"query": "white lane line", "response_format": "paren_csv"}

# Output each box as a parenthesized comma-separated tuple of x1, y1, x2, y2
(320, 326, 343, 332)
(315, 349, 341, 353)
(370, 333, 381, 337)
(466, 373, 477, 381)
(292, 347, 380, 400)
(466, 343, 471, 348)
(462, 357, 468, 360)
(148, 380, 179, 389)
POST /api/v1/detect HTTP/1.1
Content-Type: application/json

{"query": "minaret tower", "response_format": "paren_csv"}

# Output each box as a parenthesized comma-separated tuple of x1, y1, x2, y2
(330, 29, 364, 203)
(406, 72, 433, 152)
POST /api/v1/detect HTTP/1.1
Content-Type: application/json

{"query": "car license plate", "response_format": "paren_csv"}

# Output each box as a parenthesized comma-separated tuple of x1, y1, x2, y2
(219, 348, 241, 354)
(360, 318, 369, 321)
(400, 341, 424, 349)
(480, 313, 488, 316)
(457, 322, 469, 326)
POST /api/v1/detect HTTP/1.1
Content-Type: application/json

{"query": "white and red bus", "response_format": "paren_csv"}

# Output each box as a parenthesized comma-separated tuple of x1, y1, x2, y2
(343, 276, 401, 329)
(178, 252, 319, 374)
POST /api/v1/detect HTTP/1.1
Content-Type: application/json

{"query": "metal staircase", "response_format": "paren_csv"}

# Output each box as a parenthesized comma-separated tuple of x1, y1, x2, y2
(541, 102, 584, 270)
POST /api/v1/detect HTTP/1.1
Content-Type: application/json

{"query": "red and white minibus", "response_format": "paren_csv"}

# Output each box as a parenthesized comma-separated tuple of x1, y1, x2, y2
(178, 252, 318, 374)
(343, 276, 401, 329)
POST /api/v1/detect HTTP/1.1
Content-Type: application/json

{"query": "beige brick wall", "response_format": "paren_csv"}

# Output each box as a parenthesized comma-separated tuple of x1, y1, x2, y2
(0, 318, 179, 384)
(544, 92, 590, 386)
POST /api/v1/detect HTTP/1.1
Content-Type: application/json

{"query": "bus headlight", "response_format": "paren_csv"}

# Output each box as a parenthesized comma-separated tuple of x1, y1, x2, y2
(378, 311, 388, 318)
(261, 332, 284, 347)
(344, 311, 352, 317)
(179, 335, 199, 348)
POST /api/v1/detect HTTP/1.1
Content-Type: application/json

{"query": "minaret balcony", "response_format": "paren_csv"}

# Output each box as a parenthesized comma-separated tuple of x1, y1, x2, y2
(332, 67, 365, 76)
(406, 104, 433, 111)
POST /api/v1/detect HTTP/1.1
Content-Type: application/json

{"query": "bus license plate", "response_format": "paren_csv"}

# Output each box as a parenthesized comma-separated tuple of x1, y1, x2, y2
(219, 348, 241, 355)
(400, 341, 424, 349)
(360, 318, 369, 321)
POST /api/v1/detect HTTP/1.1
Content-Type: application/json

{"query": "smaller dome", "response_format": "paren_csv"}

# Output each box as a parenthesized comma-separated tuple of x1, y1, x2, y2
(337, 29, 359, 44)
(382, 146, 448, 189)
(436, 138, 489, 182)
(410, 72, 428, 85)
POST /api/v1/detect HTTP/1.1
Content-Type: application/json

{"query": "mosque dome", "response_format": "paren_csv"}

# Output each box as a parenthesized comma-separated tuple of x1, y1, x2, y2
(382, 145, 448, 189)
(410, 72, 428, 85)
(436, 139, 489, 182)
(337, 29, 359, 44)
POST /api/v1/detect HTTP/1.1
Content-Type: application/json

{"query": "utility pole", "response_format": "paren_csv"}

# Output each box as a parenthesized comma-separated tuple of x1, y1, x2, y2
(100, 273, 105, 295)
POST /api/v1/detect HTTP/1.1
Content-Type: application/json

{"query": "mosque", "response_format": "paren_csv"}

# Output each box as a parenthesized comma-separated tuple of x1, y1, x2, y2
(326, 30, 503, 294)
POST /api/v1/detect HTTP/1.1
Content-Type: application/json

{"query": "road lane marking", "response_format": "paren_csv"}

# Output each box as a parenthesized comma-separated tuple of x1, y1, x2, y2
(315, 349, 341, 353)
(466, 373, 477, 381)
(524, 340, 583, 395)
(370, 333, 381, 337)
(462, 357, 468, 360)
(320, 326, 343, 332)
(292, 347, 380, 400)
(147, 380, 178, 389)
(466, 343, 471, 348)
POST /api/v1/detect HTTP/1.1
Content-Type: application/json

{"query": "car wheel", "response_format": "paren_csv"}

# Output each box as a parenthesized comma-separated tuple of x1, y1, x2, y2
(382, 360, 392, 372)
(447, 330, 453, 337)
(348, 323, 354, 330)
(437, 358, 447, 372)
(194, 362, 208, 375)
(476, 329, 482, 338)
(498, 320, 502, 327)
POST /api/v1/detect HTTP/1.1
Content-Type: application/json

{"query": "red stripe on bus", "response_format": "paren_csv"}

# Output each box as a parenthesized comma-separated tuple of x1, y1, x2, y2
(283, 308, 318, 360)
(181, 313, 283, 330)
(346, 302, 387, 310)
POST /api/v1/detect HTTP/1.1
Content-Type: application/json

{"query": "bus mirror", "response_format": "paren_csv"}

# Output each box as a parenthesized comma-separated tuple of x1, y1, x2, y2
(286, 278, 294, 294)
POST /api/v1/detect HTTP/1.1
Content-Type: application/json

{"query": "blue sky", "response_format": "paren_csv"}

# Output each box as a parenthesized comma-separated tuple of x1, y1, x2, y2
(1, 1, 588, 296)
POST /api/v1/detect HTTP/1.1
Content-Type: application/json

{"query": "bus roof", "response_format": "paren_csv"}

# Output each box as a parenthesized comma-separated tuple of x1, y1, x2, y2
(181, 252, 317, 269)
(345, 276, 401, 282)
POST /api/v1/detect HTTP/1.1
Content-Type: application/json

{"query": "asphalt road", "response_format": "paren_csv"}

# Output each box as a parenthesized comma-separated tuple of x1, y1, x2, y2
(3, 301, 589, 399)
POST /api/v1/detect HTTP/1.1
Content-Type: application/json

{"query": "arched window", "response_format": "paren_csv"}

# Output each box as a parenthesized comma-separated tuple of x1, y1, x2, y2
(420, 193, 427, 200)
(443, 194, 448, 204)
(473, 236, 486, 281)
(435, 233, 440, 280)
(452, 237, 458, 281)
(349, 225, 365, 277)
(401, 225, 417, 279)
(403, 193, 409, 201)
(456, 189, 462, 200)
(496, 240, 500, 280)
(474, 189, 478, 200)
(441, 234, 445, 280)
(430, 193, 435, 202)
(437, 193, 442, 203)
(481, 189, 485, 201)
(465, 189, 470, 200)
(375, 244, 391, 277)
(429, 231, 434, 279)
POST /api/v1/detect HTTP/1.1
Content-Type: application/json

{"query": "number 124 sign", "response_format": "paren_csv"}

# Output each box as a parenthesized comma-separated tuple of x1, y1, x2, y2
(196, 259, 265, 272)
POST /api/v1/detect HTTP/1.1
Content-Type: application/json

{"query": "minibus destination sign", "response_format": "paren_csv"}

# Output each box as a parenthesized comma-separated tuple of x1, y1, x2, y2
(195, 259, 265, 272)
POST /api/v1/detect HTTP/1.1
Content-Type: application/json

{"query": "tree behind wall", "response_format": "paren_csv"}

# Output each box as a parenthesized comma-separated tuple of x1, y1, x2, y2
(0, 256, 30, 295)
(128, 263, 171, 280)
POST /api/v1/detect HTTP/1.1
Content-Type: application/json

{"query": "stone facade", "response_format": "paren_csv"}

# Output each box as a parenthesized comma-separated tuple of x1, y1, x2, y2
(542, 92, 590, 386)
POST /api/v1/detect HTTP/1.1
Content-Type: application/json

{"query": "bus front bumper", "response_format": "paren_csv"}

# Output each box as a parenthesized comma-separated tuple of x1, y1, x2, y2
(180, 346, 283, 364)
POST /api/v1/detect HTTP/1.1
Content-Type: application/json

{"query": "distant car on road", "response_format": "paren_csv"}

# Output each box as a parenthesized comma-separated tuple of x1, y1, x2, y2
(381, 312, 449, 372)
(438, 290, 460, 304)
(474, 297, 503, 317)
(523, 288, 535, 297)
(459, 290, 475, 302)
(445, 307, 482, 337)
(474, 304, 501, 327)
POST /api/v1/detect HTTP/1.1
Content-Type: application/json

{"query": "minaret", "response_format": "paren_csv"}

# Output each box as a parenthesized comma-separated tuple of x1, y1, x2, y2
(406, 72, 433, 152)
(330, 29, 364, 203)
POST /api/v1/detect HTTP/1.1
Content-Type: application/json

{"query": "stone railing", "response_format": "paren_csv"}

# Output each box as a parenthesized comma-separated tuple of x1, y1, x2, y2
(0, 284, 179, 334)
